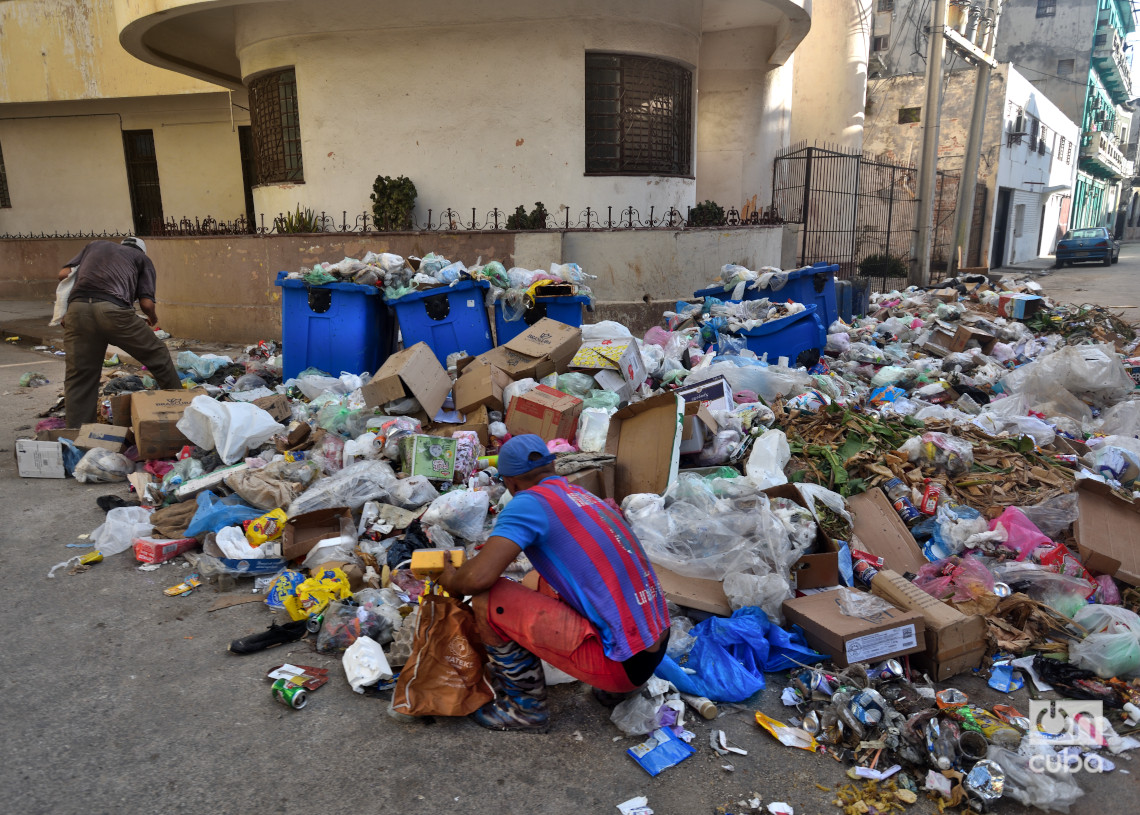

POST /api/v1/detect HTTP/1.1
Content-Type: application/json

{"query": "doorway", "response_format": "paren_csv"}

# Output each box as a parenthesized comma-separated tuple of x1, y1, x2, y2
(122, 130, 164, 235)
(991, 188, 1012, 268)
(238, 125, 256, 232)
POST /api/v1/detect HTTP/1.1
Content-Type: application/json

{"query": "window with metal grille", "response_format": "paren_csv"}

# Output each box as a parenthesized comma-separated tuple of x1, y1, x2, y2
(1057, 59, 1074, 77)
(585, 53, 693, 176)
(0, 139, 10, 208)
(877, 0, 894, 11)
(248, 68, 304, 185)
(1036, 0, 1055, 17)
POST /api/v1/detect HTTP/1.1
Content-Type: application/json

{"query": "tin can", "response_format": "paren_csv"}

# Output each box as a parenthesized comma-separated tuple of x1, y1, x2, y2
(992, 582, 1011, 598)
(848, 689, 886, 725)
(271, 678, 308, 709)
(852, 558, 881, 588)
(78, 551, 104, 565)
(305, 614, 324, 635)
(919, 480, 942, 515)
(892, 495, 922, 524)
(867, 659, 903, 681)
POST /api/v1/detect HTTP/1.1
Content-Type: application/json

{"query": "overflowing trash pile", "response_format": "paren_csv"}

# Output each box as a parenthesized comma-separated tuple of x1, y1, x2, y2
(19, 253, 1140, 814)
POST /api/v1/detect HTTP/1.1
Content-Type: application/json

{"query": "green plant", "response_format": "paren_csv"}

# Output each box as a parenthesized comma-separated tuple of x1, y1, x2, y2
(688, 200, 725, 227)
(505, 201, 549, 230)
(275, 205, 321, 233)
(370, 175, 418, 231)
(858, 253, 908, 278)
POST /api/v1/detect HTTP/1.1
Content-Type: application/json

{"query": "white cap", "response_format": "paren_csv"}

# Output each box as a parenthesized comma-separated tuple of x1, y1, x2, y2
(121, 237, 147, 254)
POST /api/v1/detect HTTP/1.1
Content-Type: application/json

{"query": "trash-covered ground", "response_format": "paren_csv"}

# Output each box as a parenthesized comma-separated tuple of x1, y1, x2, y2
(12, 253, 1140, 815)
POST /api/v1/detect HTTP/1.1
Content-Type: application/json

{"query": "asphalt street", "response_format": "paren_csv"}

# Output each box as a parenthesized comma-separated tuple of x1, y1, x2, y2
(1, 257, 1137, 814)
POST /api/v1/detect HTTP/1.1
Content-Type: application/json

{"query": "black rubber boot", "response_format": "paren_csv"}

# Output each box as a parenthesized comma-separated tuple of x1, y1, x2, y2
(470, 641, 549, 733)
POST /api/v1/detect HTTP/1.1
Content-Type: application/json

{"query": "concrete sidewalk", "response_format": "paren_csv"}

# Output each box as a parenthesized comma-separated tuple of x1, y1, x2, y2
(0, 300, 60, 348)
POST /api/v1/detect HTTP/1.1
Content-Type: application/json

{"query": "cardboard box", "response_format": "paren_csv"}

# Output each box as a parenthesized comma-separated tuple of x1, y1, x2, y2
(998, 293, 1045, 320)
(674, 375, 734, 411)
(606, 391, 684, 502)
(15, 440, 66, 478)
(653, 567, 732, 616)
(428, 404, 491, 447)
(846, 488, 926, 576)
(109, 393, 133, 427)
(505, 384, 583, 442)
(453, 361, 512, 413)
(502, 318, 581, 373)
(35, 428, 79, 443)
(131, 389, 199, 460)
(361, 343, 451, 419)
(1074, 479, 1140, 585)
(592, 368, 633, 403)
(924, 321, 997, 355)
(571, 339, 647, 389)
(565, 464, 616, 501)
(281, 508, 353, 562)
(680, 404, 717, 455)
(871, 569, 987, 680)
(74, 423, 133, 453)
(782, 589, 926, 668)
(252, 394, 294, 423)
(402, 434, 457, 482)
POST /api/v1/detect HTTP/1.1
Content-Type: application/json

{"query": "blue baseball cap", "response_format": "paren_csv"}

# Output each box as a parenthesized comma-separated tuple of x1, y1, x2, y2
(498, 434, 556, 477)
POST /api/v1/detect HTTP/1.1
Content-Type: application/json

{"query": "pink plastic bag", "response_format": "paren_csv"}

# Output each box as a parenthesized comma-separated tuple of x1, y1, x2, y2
(1095, 574, 1123, 605)
(914, 555, 996, 603)
(643, 327, 671, 348)
(990, 506, 1052, 561)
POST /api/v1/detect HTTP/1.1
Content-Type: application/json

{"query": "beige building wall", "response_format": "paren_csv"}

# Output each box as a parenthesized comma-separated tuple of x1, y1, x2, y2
(0, 0, 218, 103)
(790, 0, 872, 149)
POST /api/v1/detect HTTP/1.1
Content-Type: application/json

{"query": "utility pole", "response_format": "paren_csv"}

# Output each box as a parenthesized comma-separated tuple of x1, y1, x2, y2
(911, 0, 949, 287)
(950, 0, 1002, 273)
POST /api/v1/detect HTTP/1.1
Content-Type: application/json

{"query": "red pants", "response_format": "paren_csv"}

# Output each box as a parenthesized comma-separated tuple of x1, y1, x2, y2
(485, 578, 638, 693)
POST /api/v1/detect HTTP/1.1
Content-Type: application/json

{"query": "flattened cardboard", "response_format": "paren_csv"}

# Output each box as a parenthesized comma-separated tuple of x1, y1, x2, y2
(606, 391, 684, 502)
(1075, 480, 1140, 585)
(653, 566, 731, 616)
(505, 384, 584, 442)
(175, 462, 250, 501)
(502, 318, 581, 373)
(782, 589, 926, 668)
(15, 440, 66, 478)
(36, 428, 79, 442)
(453, 363, 511, 413)
(74, 423, 133, 453)
(847, 488, 926, 576)
(475, 345, 556, 381)
(281, 508, 353, 562)
(252, 394, 294, 423)
(131, 389, 199, 460)
(361, 343, 450, 419)
(871, 569, 987, 680)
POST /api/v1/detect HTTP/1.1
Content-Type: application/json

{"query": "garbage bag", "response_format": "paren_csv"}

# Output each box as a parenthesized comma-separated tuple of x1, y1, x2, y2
(342, 636, 393, 692)
(389, 476, 440, 509)
(723, 572, 793, 625)
(225, 459, 319, 510)
(73, 448, 133, 483)
(990, 506, 1052, 561)
(176, 395, 284, 465)
(185, 491, 262, 538)
(1000, 343, 1133, 409)
(92, 506, 154, 556)
(50, 268, 76, 327)
(175, 351, 232, 380)
(318, 600, 395, 653)
(287, 460, 398, 517)
(575, 408, 612, 454)
(744, 428, 790, 488)
(1017, 493, 1079, 539)
(985, 745, 1084, 813)
(420, 489, 490, 541)
(899, 431, 973, 476)
(1069, 605, 1140, 678)
(989, 560, 1092, 618)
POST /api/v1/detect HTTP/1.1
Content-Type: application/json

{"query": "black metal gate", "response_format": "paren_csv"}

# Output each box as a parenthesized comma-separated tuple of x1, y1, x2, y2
(772, 143, 982, 289)
(122, 130, 164, 236)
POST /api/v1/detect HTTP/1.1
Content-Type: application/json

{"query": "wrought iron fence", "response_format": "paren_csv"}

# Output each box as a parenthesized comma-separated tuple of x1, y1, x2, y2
(0, 204, 784, 239)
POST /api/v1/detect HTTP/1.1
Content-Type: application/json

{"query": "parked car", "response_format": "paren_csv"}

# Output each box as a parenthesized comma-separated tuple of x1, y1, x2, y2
(1054, 227, 1121, 267)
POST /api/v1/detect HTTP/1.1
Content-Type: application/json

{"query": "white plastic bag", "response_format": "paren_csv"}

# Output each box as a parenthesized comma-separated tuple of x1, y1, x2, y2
(723, 572, 793, 625)
(342, 636, 393, 693)
(287, 460, 398, 516)
(73, 448, 134, 483)
(575, 408, 612, 453)
(389, 476, 440, 509)
(302, 534, 357, 569)
(215, 525, 269, 559)
(50, 268, 76, 327)
(503, 378, 539, 410)
(176, 395, 285, 465)
(420, 489, 491, 541)
(744, 429, 790, 488)
(1069, 605, 1140, 678)
(92, 506, 154, 556)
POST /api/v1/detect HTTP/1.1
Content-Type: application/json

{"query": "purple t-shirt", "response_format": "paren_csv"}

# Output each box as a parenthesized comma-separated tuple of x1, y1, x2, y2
(66, 240, 157, 307)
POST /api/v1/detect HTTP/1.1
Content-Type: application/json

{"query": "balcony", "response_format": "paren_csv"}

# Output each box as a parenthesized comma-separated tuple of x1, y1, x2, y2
(1080, 130, 1130, 179)
(1092, 23, 1133, 105)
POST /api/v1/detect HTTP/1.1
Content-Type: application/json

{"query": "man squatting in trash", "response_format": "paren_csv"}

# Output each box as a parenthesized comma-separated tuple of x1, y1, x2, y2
(59, 238, 182, 426)
(437, 433, 671, 732)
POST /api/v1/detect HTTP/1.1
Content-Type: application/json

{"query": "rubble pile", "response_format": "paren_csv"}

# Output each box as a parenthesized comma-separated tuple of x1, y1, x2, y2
(18, 253, 1140, 813)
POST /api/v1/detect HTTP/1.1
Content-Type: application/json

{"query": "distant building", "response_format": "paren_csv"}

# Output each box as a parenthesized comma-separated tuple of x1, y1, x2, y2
(865, 64, 1080, 266)
(868, 0, 1135, 234)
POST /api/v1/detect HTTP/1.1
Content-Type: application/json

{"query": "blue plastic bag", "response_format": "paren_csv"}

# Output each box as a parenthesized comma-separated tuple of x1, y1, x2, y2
(59, 437, 84, 477)
(184, 490, 261, 538)
(654, 607, 826, 703)
(627, 727, 696, 776)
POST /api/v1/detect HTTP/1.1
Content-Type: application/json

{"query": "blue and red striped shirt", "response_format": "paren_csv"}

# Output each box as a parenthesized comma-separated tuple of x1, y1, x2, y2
(491, 476, 669, 661)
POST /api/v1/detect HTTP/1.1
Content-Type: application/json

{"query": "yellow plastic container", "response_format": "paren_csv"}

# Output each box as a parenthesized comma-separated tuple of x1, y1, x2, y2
(410, 548, 466, 577)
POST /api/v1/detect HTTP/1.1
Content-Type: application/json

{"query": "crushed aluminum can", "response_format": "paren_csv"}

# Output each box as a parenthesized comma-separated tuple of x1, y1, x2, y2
(271, 678, 308, 709)
(964, 759, 1004, 812)
(868, 659, 903, 681)
(795, 668, 835, 697)
(849, 688, 888, 726)
(992, 582, 1012, 598)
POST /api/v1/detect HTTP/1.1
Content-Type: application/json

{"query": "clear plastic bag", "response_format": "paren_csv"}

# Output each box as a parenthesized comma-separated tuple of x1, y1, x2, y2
(389, 475, 440, 509)
(575, 408, 612, 454)
(985, 745, 1084, 813)
(1069, 605, 1140, 678)
(176, 396, 285, 465)
(420, 489, 491, 541)
(287, 460, 398, 516)
(610, 677, 671, 736)
(92, 506, 154, 556)
(743, 429, 790, 488)
(914, 555, 995, 603)
(73, 448, 134, 483)
(990, 560, 1092, 617)
(1017, 493, 1079, 539)
(723, 572, 793, 625)
(175, 351, 232, 380)
(556, 372, 596, 398)
(899, 431, 973, 476)
(317, 600, 395, 653)
(835, 587, 897, 617)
